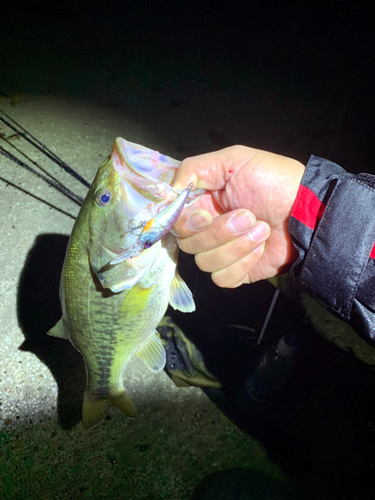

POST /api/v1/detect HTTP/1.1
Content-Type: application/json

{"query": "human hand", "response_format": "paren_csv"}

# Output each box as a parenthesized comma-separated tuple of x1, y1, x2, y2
(172, 145, 305, 288)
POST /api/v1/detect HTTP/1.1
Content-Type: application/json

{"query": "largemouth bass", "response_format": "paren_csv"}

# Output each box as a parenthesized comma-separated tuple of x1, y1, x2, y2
(48, 138, 200, 428)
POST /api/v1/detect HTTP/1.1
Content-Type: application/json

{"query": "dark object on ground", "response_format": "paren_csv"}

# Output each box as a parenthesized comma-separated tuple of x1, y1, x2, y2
(192, 468, 304, 500)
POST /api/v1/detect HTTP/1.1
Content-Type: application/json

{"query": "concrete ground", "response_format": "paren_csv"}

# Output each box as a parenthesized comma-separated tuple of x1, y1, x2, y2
(1, 2, 375, 499)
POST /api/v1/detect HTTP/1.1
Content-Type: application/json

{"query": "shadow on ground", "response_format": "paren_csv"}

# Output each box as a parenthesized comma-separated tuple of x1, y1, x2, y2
(17, 233, 85, 429)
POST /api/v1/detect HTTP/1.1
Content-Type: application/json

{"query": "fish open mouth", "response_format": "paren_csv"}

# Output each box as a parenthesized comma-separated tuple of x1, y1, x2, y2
(102, 245, 127, 260)
(103, 242, 149, 266)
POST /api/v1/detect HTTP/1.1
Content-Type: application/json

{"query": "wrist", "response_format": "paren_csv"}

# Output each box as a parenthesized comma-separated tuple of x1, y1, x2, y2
(287, 159, 306, 214)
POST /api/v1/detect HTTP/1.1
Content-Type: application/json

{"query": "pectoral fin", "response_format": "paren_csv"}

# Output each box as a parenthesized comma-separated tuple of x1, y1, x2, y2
(169, 272, 195, 313)
(47, 318, 68, 339)
(136, 332, 166, 372)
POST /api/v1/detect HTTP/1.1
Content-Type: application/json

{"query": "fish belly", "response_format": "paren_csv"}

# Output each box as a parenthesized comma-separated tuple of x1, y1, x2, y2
(77, 258, 175, 428)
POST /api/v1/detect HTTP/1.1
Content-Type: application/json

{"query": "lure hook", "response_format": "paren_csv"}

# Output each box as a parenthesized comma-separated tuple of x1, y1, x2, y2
(110, 184, 193, 265)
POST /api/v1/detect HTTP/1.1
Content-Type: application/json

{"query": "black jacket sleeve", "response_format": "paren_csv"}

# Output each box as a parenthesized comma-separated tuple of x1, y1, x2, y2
(288, 155, 375, 346)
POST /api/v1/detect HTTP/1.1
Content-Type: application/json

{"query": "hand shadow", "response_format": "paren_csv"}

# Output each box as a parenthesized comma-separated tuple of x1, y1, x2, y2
(17, 233, 86, 430)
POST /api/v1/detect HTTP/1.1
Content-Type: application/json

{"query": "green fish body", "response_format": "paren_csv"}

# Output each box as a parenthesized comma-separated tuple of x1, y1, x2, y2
(48, 138, 196, 428)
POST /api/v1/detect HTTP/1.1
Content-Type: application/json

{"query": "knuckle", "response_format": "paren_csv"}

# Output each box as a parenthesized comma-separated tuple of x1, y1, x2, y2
(177, 238, 194, 254)
(229, 234, 254, 256)
(211, 272, 229, 288)
(209, 224, 224, 245)
(212, 267, 238, 289)
(212, 252, 256, 289)
(195, 253, 211, 272)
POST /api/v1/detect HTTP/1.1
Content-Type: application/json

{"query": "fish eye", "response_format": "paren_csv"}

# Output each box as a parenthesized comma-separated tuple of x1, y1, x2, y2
(143, 240, 153, 249)
(95, 189, 112, 207)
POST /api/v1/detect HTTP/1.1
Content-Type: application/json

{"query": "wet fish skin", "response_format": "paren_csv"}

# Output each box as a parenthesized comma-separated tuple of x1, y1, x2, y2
(48, 138, 196, 428)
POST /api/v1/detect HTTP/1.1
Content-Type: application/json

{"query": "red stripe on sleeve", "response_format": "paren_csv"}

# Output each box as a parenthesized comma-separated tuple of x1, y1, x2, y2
(291, 185, 326, 231)
(370, 244, 375, 260)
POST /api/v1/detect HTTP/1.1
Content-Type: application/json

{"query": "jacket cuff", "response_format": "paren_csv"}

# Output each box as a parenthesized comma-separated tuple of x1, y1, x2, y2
(289, 156, 375, 338)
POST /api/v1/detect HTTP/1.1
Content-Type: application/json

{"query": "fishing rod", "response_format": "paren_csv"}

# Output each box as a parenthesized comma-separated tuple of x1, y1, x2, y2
(1, 130, 81, 191)
(0, 147, 84, 206)
(257, 287, 280, 345)
(0, 109, 91, 188)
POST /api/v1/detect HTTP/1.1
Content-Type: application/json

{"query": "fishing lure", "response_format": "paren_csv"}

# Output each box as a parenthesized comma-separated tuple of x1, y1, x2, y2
(110, 183, 194, 265)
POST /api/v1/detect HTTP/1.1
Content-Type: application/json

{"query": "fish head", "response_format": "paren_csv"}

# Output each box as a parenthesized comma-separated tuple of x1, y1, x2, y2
(86, 138, 191, 292)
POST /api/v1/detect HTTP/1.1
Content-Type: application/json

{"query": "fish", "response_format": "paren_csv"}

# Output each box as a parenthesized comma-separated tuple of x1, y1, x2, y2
(47, 137, 201, 428)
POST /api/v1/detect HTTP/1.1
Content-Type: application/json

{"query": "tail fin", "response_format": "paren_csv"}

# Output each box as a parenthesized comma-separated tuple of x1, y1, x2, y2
(82, 390, 137, 429)
(109, 392, 137, 418)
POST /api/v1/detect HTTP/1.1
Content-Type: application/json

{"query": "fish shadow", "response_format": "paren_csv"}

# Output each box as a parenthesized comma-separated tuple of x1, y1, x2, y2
(17, 233, 86, 430)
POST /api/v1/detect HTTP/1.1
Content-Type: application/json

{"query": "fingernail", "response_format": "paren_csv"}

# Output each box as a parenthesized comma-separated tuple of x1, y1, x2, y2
(186, 211, 212, 231)
(248, 222, 269, 242)
(228, 211, 255, 234)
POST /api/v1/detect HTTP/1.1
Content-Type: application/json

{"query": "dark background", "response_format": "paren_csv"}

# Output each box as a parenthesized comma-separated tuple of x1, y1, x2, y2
(1, 0, 375, 171)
